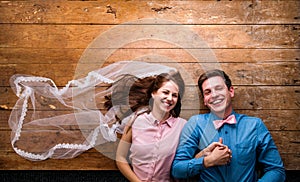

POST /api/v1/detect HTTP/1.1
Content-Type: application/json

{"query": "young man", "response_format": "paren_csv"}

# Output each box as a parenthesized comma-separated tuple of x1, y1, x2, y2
(172, 69, 286, 181)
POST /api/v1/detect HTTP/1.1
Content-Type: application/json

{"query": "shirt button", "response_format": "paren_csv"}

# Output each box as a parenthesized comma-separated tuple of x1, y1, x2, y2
(225, 131, 228, 134)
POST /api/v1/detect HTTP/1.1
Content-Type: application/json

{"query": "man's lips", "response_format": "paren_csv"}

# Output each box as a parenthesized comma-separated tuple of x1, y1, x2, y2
(210, 99, 223, 105)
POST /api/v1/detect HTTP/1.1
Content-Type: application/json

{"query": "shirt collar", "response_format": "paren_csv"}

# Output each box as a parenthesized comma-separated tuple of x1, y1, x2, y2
(210, 110, 237, 121)
(148, 112, 175, 128)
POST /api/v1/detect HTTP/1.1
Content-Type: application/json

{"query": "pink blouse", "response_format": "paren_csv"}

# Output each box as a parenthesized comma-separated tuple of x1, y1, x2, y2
(130, 112, 187, 182)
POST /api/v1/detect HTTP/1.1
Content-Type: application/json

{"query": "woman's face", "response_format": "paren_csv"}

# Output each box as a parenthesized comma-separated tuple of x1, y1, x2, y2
(151, 80, 179, 115)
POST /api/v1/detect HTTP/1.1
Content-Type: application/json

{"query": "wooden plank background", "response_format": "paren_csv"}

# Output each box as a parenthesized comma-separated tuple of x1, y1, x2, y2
(0, 0, 299, 171)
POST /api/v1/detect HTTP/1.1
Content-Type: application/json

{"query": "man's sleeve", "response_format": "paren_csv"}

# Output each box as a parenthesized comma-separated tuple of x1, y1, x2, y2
(172, 116, 206, 178)
(257, 119, 286, 182)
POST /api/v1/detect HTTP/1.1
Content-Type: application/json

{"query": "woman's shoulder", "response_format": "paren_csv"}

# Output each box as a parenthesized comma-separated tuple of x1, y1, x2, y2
(132, 112, 156, 128)
(175, 117, 187, 128)
(177, 117, 187, 123)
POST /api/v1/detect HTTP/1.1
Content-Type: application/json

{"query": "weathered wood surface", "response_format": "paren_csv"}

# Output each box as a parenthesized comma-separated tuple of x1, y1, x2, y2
(0, 0, 299, 24)
(0, 112, 299, 170)
(1, 109, 300, 131)
(0, 125, 299, 170)
(1, 48, 299, 64)
(1, 151, 299, 171)
(0, 0, 299, 171)
(1, 85, 300, 110)
(1, 62, 299, 86)
(0, 149, 118, 170)
(1, 25, 299, 48)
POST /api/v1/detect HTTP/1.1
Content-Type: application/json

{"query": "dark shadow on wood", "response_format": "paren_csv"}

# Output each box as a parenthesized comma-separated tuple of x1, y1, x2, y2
(0, 170, 299, 182)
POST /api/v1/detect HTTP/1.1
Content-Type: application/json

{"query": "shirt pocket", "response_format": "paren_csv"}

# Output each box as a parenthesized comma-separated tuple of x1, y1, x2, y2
(235, 143, 255, 165)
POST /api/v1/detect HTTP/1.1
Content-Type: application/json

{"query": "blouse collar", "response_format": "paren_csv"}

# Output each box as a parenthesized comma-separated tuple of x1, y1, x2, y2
(148, 112, 175, 127)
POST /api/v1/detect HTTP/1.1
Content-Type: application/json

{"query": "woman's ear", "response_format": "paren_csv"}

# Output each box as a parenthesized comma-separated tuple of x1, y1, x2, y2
(151, 93, 154, 98)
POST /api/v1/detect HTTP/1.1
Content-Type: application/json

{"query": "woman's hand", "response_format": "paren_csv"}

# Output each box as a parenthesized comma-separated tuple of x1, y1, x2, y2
(195, 138, 225, 158)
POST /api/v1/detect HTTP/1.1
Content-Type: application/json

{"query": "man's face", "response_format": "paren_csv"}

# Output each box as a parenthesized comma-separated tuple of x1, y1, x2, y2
(202, 76, 234, 118)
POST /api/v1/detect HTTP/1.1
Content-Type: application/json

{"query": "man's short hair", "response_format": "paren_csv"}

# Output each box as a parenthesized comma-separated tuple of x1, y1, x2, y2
(197, 69, 232, 96)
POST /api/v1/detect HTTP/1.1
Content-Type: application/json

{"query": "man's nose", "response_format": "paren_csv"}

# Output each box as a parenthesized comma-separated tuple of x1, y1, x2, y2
(211, 90, 218, 97)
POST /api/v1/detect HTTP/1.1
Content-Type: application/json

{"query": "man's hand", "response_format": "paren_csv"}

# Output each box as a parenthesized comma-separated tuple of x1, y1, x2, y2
(203, 145, 232, 168)
(198, 138, 232, 168)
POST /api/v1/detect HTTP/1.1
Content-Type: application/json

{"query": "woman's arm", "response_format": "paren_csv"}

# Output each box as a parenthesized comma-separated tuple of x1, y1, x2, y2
(116, 126, 141, 182)
(194, 141, 223, 159)
(194, 138, 226, 158)
(194, 138, 232, 168)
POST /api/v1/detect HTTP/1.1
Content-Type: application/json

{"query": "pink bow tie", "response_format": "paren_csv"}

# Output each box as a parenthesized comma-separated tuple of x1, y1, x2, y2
(213, 114, 237, 130)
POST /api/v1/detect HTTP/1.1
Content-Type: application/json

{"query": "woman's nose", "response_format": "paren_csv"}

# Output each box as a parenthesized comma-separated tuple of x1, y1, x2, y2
(166, 94, 172, 100)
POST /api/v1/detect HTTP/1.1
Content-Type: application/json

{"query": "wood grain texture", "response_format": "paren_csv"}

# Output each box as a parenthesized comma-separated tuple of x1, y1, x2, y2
(0, 1, 299, 24)
(1, 109, 300, 131)
(0, 129, 299, 170)
(1, 85, 300, 111)
(0, 0, 299, 171)
(0, 150, 118, 170)
(1, 25, 299, 48)
(1, 48, 299, 64)
(0, 62, 299, 86)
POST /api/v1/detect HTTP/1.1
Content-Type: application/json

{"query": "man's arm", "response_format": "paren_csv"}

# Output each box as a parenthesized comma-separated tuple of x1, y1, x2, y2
(257, 120, 286, 182)
(172, 116, 232, 179)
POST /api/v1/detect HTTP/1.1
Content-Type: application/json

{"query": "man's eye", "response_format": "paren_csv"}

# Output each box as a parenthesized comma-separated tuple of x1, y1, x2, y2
(204, 91, 210, 95)
(216, 86, 223, 90)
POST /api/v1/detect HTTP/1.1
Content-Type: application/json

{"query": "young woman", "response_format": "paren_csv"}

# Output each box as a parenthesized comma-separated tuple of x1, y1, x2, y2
(8, 61, 182, 161)
(112, 72, 187, 182)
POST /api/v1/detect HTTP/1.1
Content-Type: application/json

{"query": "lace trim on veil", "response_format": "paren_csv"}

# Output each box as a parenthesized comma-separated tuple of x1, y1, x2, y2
(9, 61, 176, 161)
(12, 75, 106, 160)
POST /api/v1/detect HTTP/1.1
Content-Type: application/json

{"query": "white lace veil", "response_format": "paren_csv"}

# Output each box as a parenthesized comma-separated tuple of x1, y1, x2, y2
(8, 61, 178, 161)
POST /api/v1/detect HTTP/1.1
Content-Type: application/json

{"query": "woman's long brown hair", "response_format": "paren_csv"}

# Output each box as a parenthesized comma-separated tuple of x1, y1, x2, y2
(104, 71, 185, 121)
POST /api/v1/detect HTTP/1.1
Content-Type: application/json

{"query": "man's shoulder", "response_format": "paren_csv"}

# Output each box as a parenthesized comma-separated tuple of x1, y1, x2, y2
(185, 113, 211, 128)
(180, 114, 210, 135)
(236, 113, 262, 121)
(235, 113, 264, 126)
(188, 113, 210, 121)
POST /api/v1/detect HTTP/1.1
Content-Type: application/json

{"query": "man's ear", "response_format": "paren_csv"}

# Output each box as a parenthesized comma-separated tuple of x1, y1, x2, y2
(229, 86, 234, 98)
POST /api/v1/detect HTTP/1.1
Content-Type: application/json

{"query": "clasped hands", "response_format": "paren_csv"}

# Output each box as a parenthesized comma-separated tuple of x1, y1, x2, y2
(195, 138, 232, 168)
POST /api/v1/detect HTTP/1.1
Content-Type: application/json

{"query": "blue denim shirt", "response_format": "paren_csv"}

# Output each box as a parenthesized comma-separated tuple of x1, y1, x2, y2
(172, 111, 286, 182)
